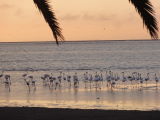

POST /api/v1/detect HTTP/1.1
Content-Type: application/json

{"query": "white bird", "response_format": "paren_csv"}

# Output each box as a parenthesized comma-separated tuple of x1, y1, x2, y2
(73, 72, 79, 88)
(89, 74, 93, 89)
(4, 74, 11, 92)
(28, 75, 36, 89)
(67, 75, 71, 87)
(0, 71, 4, 78)
(144, 73, 150, 86)
(122, 72, 127, 82)
(94, 72, 101, 89)
(155, 73, 159, 87)
(122, 72, 127, 88)
(139, 74, 144, 88)
(0, 71, 4, 83)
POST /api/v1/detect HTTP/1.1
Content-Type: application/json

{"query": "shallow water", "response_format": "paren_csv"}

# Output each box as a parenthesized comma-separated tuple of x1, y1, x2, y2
(1, 41, 160, 110)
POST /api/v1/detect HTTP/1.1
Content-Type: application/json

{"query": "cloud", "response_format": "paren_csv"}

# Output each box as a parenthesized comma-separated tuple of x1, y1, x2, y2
(82, 13, 116, 21)
(0, 3, 23, 17)
(61, 14, 80, 21)
(14, 8, 23, 16)
(61, 13, 117, 21)
(0, 3, 13, 9)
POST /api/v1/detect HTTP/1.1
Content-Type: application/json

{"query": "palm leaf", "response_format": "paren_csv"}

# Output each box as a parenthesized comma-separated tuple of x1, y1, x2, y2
(33, 0, 64, 44)
(129, 0, 158, 39)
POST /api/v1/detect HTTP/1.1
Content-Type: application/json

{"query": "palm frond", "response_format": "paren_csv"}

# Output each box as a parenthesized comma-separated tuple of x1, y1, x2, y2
(33, 0, 64, 44)
(129, 0, 158, 39)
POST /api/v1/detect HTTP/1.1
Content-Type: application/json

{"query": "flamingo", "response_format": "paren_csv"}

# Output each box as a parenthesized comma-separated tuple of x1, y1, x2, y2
(44, 74, 50, 85)
(0, 71, 4, 78)
(40, 74, 50, 86)
(62, 73, 67, 81)
(67, 75, 71, 87)
(22, 72, 29, 85)
(50, 76, 56, 88)
(128, 73, 134, 84)
(41, 76, 46, 86)
(49, 73, 56, 88)
(134, 72, 140, 88)
(83, 72, 89, 88)
(54, 78, 60, 90)
(115, 73, 120, 82)
(89, 74, 93, 89)
(113, 73, 120, 88)
(28, 75, 36, 90)
(94, 72, 101, 89)
(99, 71, 104, 87)
(139, 74, 144, 88)
(0, 71, 4, 83)
(4, 75, 11, 84)
(57, 72, 62, 84)
(111, 80, 116, 89)
(22, 73, 28, 78)
(73, 72, 79, 88)
(100, 71, 103, 81)
(122, 72, 127, 88)
(4, 74, 11, 92)
(154, 73, 159, 88)
(44, 74, 50, 78)
(106, 71, 112, 87)
(144, 73, 150, 86)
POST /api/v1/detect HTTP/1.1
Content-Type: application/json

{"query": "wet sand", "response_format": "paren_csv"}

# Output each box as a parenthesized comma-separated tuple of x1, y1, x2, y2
(1, 71, 160, 110)
(0, 107, 160, 120)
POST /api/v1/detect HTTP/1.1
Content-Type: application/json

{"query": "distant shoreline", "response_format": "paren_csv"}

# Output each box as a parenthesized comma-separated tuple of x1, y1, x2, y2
(0, 107, 160, 120)
(0, 39, 159, 43)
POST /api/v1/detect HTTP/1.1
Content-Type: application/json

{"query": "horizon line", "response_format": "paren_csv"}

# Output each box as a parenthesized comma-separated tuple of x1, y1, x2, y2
(0, 39, 159, 43)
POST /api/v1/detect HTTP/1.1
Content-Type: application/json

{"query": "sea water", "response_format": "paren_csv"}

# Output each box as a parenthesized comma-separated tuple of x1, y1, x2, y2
(0, 40, 160, 110)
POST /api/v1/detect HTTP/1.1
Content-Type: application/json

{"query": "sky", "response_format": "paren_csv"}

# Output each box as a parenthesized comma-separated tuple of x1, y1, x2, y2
(0, 0, 160, 42)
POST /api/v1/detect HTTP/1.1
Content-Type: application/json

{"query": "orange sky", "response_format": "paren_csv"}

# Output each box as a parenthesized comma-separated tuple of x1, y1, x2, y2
(0, 0, 160, 42)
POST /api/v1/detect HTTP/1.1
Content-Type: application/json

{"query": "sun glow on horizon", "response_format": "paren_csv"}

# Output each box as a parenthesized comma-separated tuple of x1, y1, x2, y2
(0, 0, 160, 42)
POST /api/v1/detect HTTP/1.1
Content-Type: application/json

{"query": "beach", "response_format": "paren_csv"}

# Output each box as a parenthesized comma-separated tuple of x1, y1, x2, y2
(0, 107, 160, 120)
(1, 41, 160, 113)
(1, 0, 160, 118)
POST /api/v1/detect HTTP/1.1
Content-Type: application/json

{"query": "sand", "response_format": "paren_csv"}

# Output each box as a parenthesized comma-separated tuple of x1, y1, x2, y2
(0, 107, 160, 120)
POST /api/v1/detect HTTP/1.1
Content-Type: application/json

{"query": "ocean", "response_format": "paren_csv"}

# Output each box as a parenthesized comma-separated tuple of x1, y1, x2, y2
(0, 40, 160, 110)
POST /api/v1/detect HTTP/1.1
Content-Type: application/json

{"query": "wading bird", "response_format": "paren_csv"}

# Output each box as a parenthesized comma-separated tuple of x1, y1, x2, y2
(145, 73, 150, 86)
(0, 71, 4, 78)
(28, 75, 36, 90)
(73, 72, 79, 88)
(4, 74, 11, 92)
(154, 73, 159, 88)
(0, 71, 4, 82)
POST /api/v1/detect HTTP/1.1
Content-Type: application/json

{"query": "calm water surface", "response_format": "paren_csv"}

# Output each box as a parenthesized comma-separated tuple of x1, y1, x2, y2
(0, 40, 160, 110)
